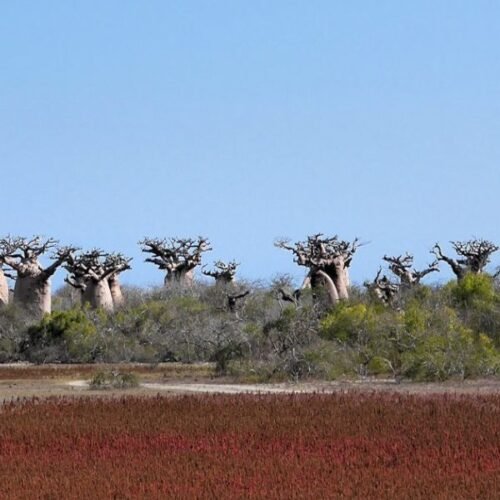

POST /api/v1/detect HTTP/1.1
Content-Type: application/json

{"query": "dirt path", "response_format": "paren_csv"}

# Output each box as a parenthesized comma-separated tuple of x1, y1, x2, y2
(85, 379, 500, 395)
(1, 363, 500, 401)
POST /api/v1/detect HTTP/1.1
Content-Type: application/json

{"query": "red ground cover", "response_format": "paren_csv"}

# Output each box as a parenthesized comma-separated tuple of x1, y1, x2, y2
(0, 393, 499, 498)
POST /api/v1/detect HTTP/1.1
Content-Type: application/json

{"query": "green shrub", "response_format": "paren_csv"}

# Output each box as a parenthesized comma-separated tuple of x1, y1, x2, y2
(450, 273, 496, 306)
(89, 370, 139, 390)
(320, 303, 379, 344)
(402, 322, 499, 381)
(25, 309, 97, 363)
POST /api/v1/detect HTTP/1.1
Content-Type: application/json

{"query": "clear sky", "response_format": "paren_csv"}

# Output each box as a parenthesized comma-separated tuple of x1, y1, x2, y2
(1, 1, 499, 288)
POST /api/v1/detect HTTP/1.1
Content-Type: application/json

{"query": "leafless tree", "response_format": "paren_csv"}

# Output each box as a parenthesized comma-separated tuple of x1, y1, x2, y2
(140, 237, 211, 286)
(364, 268, 400, 306)
(202, 260, 239, 285)
(226, 290, 250, 314)
(432, 239, 499, 280)
(65, 250, 132, 311)
(276, 288, 301, 309)
(383, 253, 439, 286)
(0, 236, 75, 316)
(275, 233, 361, 305)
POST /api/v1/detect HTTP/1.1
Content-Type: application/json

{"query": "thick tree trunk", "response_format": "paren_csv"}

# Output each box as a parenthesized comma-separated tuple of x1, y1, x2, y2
(332, 261, 349, 300)
(108, 276, 124, 308)
(0, 269, 9, 306)
(324, 257, 349, 300)
(82, 280, 114, 312)
(316, 270, 339, 305)
(164, 268, 195, 287)
(13, 276, 51, 317)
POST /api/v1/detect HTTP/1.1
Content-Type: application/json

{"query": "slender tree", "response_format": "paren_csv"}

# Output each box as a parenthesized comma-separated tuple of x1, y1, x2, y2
(432, 239, 499, 280)
(139, 237, 211, 286)
(0, 236, 74, 316)
(276, 233, 361, 305)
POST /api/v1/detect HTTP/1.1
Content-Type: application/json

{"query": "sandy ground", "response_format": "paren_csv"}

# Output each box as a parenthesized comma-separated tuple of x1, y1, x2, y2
(1, 363, 500, 402)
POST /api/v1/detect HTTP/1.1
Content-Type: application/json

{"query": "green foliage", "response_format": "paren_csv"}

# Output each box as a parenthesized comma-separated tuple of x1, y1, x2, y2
(450, 273, 496, 306)
(1, 277, 499, 383)
(320, 303, 380, 343)
(25, 309, 97, 363)
(0, 305, 32, 362)
(402, 327, 499, 381)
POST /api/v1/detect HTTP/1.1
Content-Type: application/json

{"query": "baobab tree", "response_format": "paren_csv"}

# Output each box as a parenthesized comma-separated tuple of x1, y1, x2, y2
(65, 250, 131, 311)
(275, 233, 361, 305)
(432, 239, 499, 280)
(364, 268, 399, 306)
(0, 238, 17, 306)
(202, 260, 239, 285)
(139, 237, 211, 286)
(0, 236, 74, 317)
(383, 253, 439, 287)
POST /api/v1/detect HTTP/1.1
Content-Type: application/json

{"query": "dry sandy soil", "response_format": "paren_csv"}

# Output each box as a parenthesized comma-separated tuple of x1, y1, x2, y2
(1, 363, 500, 402)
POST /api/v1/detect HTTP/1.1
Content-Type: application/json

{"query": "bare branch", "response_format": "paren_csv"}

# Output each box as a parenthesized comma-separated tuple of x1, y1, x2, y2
(384, 253, 439, 286)
(433, 239, 498, 279)
(140, 236, 211, 284)
(202, 260, 239, 284)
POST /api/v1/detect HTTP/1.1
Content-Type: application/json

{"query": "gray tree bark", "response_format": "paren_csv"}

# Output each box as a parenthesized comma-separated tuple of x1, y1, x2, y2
(0, 268, 9, 306)
(108, 275, 125, 308)
(82, 280, 114, 311)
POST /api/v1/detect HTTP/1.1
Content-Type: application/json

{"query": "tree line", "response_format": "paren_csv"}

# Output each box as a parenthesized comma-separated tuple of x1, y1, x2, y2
(0, 234, 498, 319)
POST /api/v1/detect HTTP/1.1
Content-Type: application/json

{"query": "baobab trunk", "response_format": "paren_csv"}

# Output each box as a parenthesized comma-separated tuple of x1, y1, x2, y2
(0, 269, 9, 306)
(330, 258, 350, 300)
(164, 269, 195, 287)
(13, 275, 51, 317)
(275, 234, 361, 307)
(108, 276, 124, 308)
(316, 270, 340, 304)
(82, 280, 114, 312)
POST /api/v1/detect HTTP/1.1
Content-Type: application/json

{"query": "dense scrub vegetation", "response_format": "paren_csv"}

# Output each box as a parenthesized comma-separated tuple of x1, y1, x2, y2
(1, 393, 499, 498)
(1, 273, 500, 382)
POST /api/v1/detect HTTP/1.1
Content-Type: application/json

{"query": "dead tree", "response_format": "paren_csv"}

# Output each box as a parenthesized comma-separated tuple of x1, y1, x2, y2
(432, 239, 499, 280)
(226, 290, 250, 313)
(276, 288, 301, 309)
(364, 268, 399, 306)
(275, 233, 361, 305)
(383, 253, 439, 287)
(202, 260, 239, 285)
(65, 250, 131, 311)
(0, 236, 74, 317)
(139, 237, 211, 286)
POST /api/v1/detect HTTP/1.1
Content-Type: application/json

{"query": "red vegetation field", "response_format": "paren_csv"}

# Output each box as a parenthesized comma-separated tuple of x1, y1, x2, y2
(1, 393, 499, 499)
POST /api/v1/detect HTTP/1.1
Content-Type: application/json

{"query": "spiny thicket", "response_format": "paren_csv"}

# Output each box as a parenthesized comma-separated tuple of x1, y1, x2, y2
(1, 234, 500, 381)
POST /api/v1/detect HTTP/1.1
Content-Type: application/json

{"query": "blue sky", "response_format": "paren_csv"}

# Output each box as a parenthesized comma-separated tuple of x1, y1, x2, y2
(1, 1, 499, 288)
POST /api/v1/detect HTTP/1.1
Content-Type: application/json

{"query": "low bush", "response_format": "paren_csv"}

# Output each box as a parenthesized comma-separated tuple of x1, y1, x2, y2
(89, 370, 139, 390)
